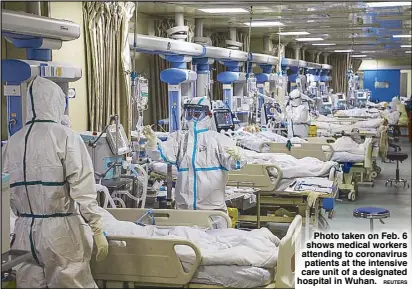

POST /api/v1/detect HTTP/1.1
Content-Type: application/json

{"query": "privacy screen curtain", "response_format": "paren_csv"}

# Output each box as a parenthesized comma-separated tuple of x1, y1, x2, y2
(329, 53, 350, 95)
(83, 2, 134, 135)
(146, 19, 194, 127)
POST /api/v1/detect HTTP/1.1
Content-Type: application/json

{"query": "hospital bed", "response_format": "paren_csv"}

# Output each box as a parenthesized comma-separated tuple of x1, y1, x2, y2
(336, 136, 376, 201)
(91, 208, 302, 288)
(259, 142, 334, 162)
(227, 164, 338, 233)
(313, 117, 370, 125)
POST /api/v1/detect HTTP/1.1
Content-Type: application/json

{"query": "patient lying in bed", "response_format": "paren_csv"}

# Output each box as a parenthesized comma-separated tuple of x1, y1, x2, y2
(312, 116, 383, 136)
(98, 206, 280, 287)
(234, 130, 307, 152)
(330, 136, 372, 163)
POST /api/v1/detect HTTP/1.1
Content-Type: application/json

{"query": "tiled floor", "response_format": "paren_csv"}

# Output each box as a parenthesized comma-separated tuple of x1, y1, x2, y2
(329, 138, 411, 232)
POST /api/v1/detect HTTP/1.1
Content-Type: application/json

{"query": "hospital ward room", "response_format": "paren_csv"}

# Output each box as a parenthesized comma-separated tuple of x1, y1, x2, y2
(1, 1, 412, 288)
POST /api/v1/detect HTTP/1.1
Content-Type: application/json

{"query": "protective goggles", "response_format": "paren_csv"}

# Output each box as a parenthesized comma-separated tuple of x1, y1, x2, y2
(183, 104, 210, 121)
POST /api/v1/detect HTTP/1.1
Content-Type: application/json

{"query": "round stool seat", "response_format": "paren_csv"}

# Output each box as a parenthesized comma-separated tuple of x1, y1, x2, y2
(386, 152, 408, 162)
(353, 207, 390, 219)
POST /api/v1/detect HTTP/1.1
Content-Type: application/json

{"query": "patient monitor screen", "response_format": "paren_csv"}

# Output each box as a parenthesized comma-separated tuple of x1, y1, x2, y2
(215, 111, 234, 128)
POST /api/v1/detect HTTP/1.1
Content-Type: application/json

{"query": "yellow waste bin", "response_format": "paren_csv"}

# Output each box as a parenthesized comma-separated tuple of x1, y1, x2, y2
(227, 208, 238, 228)
(309, 125, 317, 137)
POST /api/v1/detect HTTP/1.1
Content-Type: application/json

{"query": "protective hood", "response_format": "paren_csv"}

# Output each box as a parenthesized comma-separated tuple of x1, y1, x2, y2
(391, 96, 400, 105)
(185, 97, 212, 131)
(26, 77, 66, 123)
(289, 89, 302, 107)
(188, 97, 211, 109)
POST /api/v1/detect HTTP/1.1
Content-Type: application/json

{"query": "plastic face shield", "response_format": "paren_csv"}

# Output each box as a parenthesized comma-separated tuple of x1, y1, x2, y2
(183, 104, 210, 122)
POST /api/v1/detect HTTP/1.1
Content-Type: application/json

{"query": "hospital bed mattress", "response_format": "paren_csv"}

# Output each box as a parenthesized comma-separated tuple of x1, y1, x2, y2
(185, 264, 273, 288)
(331, 152, 365, 163)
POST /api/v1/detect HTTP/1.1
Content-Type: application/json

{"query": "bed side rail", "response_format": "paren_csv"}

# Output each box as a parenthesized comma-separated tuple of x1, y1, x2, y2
(275, 215, 303, 289)
(364, 138, 374, 169)
(305, 137, 336, 144)
(227, 164, 282, 193)
(106, 208, 232, 229)
(92, 236, 202, 286)
(261, 142, 334, 161)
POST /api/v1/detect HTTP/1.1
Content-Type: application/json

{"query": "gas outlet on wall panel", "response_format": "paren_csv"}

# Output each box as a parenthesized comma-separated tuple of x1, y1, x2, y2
(4, 85, 20, 96)
(68, 88, 76, 98)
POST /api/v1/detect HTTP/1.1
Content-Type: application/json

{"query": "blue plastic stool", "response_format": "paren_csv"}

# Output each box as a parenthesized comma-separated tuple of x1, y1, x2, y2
(353, 207, 390, 232)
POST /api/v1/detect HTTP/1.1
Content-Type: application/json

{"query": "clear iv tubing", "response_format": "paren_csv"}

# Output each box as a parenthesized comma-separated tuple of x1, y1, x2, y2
(130, 163, 148, 208)
(172, 107, 179, 131)
(96, 184, 117, 208)
(112, 191, 140, 205)
(112, 197, 126, 208)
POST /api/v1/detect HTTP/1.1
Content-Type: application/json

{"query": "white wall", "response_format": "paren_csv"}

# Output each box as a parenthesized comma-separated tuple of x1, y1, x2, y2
(50, 2, 88, 132)
(359, 58, 412, 71)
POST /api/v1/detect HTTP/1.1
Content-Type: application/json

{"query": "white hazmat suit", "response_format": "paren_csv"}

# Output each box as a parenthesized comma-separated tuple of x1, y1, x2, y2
(2, 77, 108, 288)
(145, 97, 246, 212)
(286, 89, 311, 138)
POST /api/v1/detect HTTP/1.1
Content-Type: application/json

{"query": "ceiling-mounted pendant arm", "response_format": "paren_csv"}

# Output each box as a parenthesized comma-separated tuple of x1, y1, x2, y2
(1, 9, 80, 41)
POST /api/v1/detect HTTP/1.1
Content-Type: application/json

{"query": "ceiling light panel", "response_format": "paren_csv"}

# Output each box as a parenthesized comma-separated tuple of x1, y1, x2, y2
(278, 31, 310, 36)
(351, 55, 367, 57)
(295, 37, 324, 41)
(393, 35, 412, 38)
(334, 49, 354, 52)
(244, 21, 284, 27)
(312, 43, 336, 46)
(198, 8, 249, 13)
(366, 2, 411, 8)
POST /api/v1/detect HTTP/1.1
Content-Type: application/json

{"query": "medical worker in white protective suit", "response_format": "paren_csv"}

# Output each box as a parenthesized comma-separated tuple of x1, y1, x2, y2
(144, 97, 246, 220)
(286, 88, 311, 138)
(390, 96, 408, 126)
(2, 76, 108, 288)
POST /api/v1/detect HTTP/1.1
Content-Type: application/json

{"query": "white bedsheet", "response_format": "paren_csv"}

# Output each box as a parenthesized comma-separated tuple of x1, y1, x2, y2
(99, 207, 280, 269)
(331, 152, 365, 163)
(330, 137, 372, 162)
(312, 118, 382, 136)
(241, 149, 337, 179)
(235, 130, 307, 152)
(189, 265, 273, 288)
(334, 108, 381, 118)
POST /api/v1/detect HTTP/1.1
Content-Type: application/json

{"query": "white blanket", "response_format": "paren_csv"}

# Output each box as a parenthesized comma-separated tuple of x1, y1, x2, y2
(334, 108, 381, 118)
(235, 130, 307, 152)
(241, 149, 337, 179)
(312, 118, 382, 136)
(99, 207, 280, 269)
(330, 137, 372, 162)
(332, 136, 371, 155)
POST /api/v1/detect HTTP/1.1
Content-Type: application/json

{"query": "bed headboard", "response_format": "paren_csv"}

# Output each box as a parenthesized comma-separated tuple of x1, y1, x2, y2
(227, 164, 282, 193)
